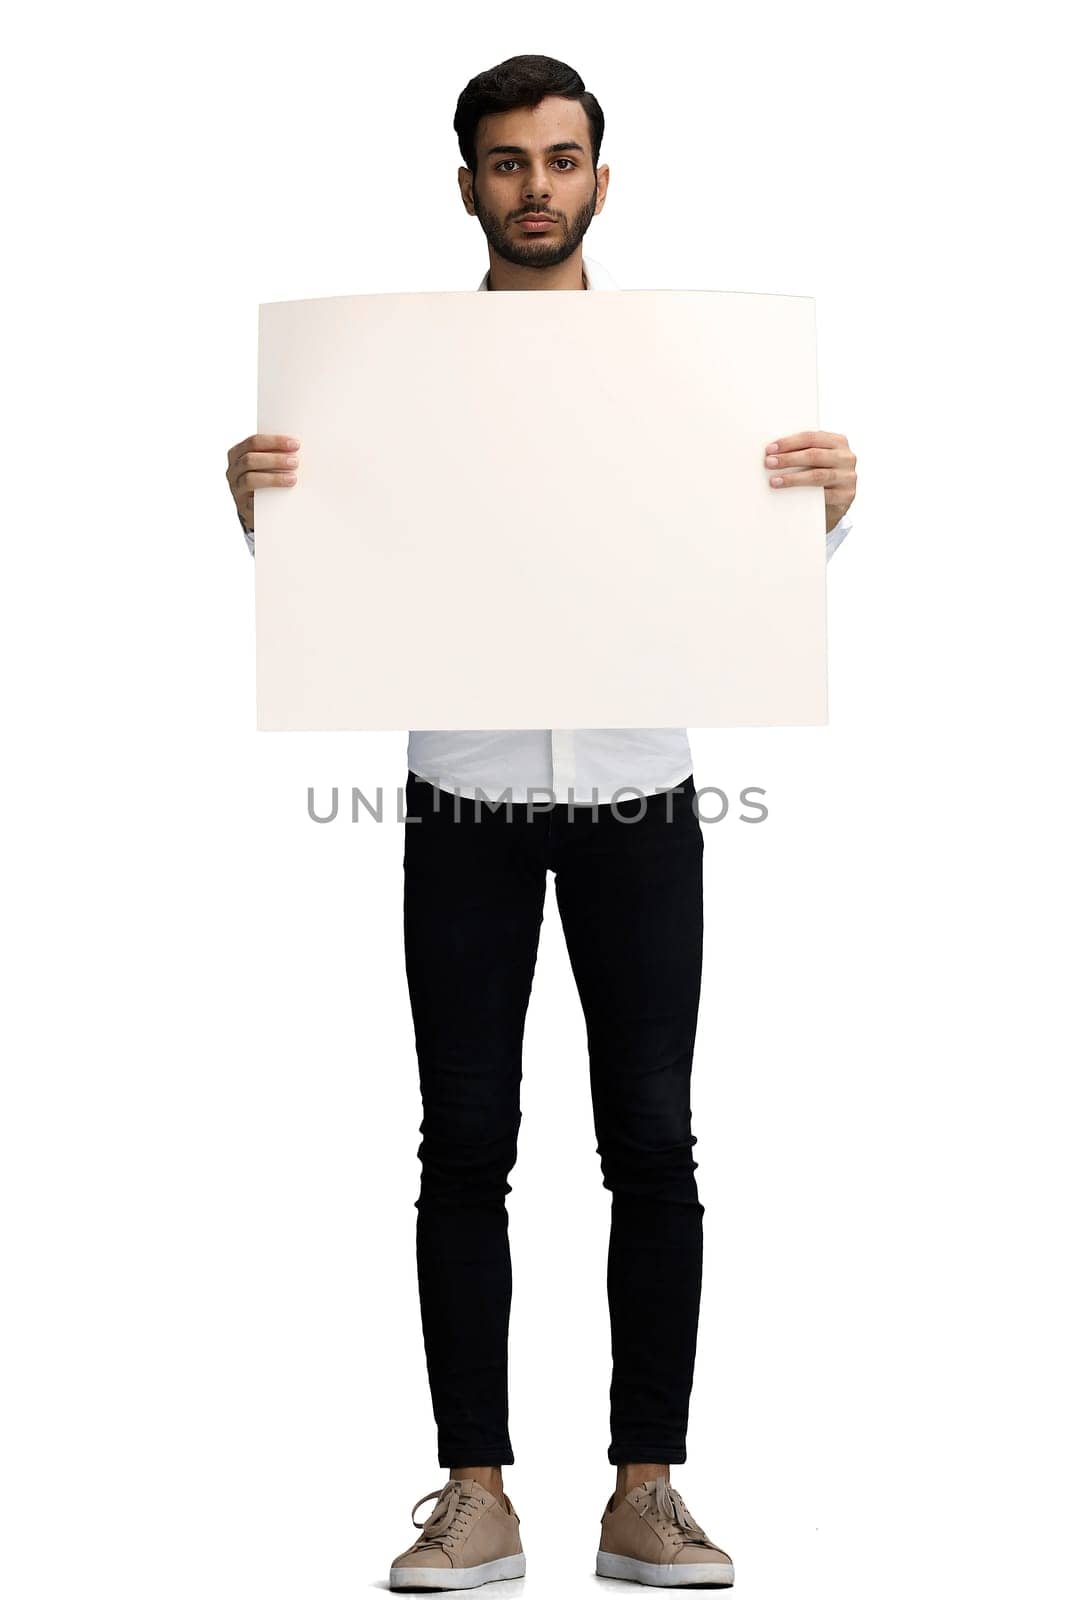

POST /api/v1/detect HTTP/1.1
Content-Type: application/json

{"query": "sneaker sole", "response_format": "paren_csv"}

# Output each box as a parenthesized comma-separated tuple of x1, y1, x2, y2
(389, 1551, 526, 1590)
(596, 1549, 734, 1587)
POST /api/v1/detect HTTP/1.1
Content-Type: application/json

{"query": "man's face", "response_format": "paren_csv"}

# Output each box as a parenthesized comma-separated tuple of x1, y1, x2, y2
(460, 95, 607, 271)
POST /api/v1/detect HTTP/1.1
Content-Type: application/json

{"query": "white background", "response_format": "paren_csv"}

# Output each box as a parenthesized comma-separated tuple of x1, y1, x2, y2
(3, 3, 1064, 1597)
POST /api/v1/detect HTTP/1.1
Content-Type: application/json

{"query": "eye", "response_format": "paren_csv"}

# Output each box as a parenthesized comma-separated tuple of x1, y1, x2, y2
(494, 158, 578, 172)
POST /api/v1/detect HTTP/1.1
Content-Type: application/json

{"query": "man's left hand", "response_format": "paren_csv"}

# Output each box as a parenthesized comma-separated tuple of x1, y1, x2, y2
(765, 431, 857, 533)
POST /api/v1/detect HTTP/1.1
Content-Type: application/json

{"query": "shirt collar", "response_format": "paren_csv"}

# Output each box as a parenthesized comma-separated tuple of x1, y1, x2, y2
(476, 255, 618, 291)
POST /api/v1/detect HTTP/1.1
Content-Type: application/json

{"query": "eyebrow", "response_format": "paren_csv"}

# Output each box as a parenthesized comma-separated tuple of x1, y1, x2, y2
(483, 141, 586, 158)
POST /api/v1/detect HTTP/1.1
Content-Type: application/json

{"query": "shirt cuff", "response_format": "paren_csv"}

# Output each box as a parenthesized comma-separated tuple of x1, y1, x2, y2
(243, 516, 847, 565)
(826, 518, 851, 560)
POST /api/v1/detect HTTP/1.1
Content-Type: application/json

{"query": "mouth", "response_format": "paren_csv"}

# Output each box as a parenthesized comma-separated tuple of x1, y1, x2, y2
(515, 216, 557, 231)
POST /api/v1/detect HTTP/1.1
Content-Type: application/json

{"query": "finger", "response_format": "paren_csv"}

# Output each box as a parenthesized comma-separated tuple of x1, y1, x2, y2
(227, 434, 301, 471)
(238, 449, 301, 474)
(237, 469, 299, 493)
(764, 431, 845, 452)
(229, 454, 300, 496)
(768, 467, 842, 487)
(765, 446, 839, 469)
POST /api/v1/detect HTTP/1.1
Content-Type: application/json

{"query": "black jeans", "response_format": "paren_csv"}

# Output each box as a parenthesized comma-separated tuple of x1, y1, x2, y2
(402, 770, 705, 1467)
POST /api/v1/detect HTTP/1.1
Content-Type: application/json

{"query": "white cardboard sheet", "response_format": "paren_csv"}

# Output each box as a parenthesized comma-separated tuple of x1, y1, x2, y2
(255, 288, 826, 730)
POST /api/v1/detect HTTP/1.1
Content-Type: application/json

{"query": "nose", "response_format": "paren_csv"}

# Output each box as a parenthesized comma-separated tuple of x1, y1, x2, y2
(522, 165, 553, 204)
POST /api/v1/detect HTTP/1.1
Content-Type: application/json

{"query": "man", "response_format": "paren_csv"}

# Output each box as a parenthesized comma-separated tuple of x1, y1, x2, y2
(225, 53, 856, 1592)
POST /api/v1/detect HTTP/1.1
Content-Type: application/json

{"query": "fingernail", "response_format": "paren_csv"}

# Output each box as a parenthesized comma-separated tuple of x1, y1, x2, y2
(285, 437, 301, 449)
(766, 455, 779, 467)
(771, 476, 784, 486)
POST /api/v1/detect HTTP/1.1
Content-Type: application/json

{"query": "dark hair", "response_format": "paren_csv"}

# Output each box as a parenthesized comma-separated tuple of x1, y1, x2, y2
(453, 54, 605, 178)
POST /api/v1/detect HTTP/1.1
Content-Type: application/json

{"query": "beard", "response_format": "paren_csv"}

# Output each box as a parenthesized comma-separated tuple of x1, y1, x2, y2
(470, 179, 599, 272)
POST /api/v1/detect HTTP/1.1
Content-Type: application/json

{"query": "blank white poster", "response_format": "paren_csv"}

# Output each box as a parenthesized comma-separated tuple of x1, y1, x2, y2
(255, 288, 826, 731)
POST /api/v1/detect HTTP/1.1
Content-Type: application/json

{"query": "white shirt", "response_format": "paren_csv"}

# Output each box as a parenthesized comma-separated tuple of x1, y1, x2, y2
(243, 254, 852, 805)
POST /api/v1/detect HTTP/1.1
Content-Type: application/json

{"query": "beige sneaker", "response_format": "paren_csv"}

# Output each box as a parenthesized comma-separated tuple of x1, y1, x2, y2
(389, 1477, 525, 1591)
(597, 1476, 734, 1587)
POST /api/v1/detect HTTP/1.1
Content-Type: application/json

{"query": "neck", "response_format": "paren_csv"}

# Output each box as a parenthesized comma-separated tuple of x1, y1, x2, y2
(485, 249, 587, 291)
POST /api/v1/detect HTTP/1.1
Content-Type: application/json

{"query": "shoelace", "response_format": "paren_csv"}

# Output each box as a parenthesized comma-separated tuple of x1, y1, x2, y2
(643, 1476, 720, 1551)
(409, 1480, 479, 1551)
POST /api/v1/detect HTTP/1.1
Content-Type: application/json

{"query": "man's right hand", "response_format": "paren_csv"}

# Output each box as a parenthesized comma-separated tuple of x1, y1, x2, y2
(226, 433, 301, 535)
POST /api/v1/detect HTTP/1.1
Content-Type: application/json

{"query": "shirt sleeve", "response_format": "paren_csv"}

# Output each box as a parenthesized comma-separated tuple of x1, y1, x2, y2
(241, 517, 255, 557)
(826, 518, 851, 560)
